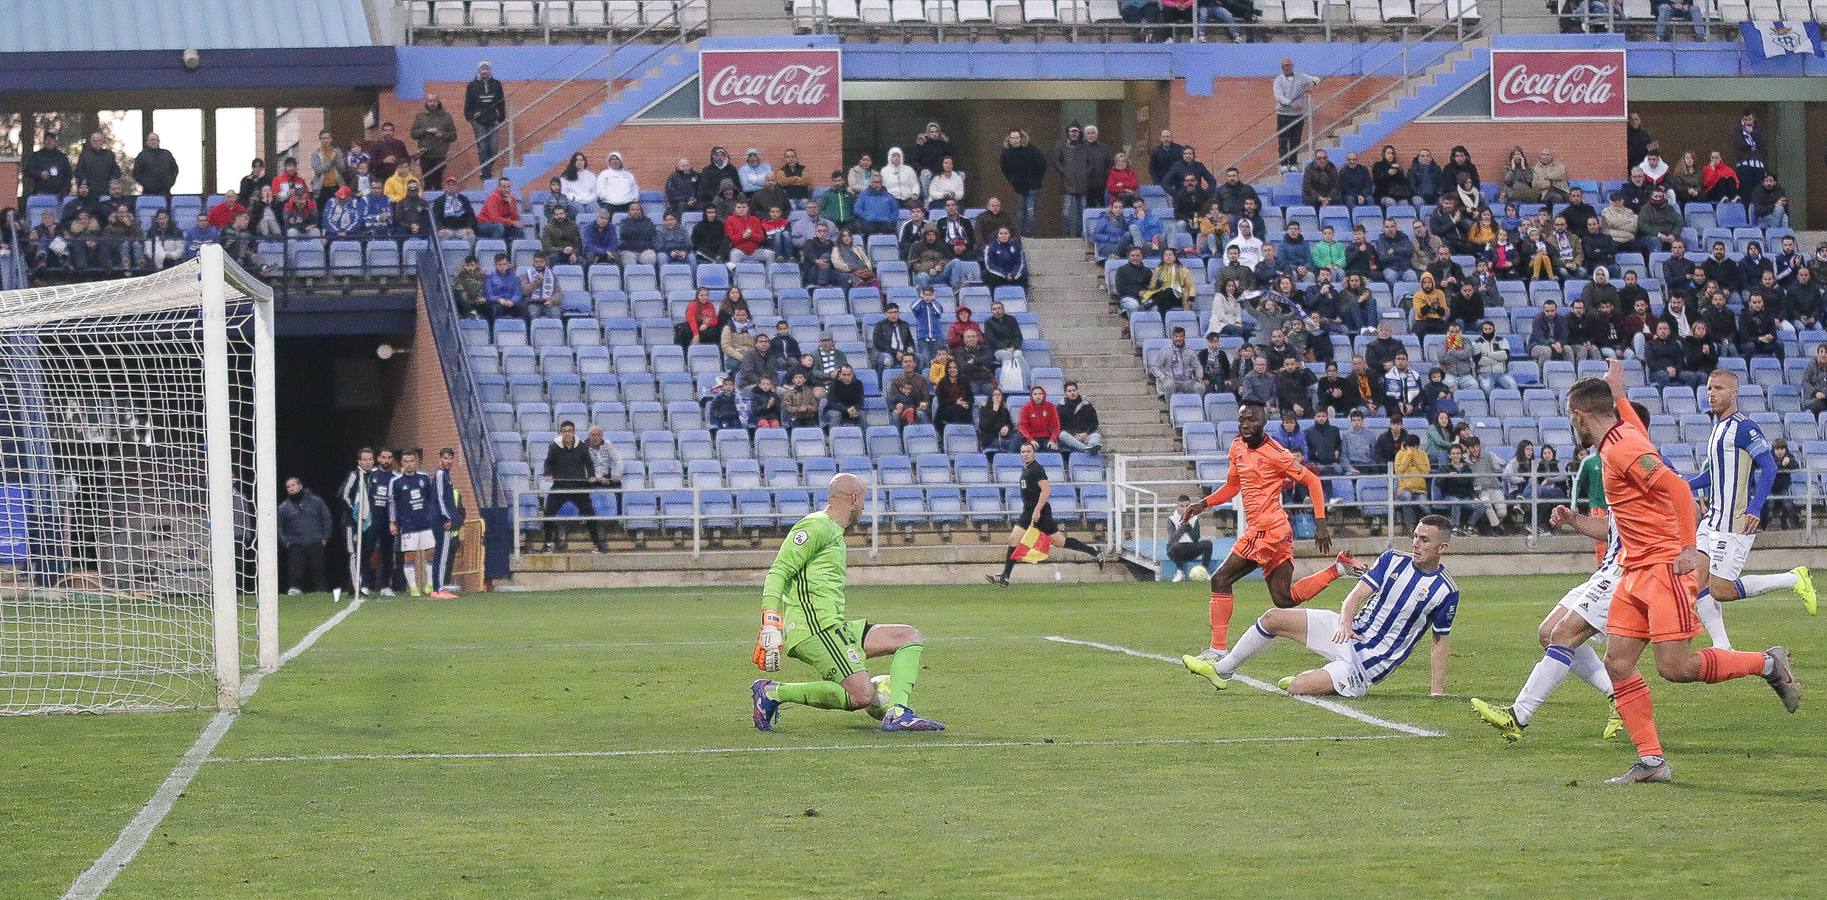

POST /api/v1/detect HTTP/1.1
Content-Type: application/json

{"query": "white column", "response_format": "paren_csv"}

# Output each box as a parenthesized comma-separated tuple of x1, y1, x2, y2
(254, 287, 278, 671)
(201, 245, 241, 709)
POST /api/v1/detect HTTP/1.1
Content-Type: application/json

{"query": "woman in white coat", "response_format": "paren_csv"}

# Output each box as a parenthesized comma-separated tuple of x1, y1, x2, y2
(594, 151, 640, 214)
(558, 152, 597, 207)
(880, 147, 921, 207)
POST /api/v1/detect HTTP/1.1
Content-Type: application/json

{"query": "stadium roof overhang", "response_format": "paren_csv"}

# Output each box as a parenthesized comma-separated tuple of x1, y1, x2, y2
(0, 47, 397, 109)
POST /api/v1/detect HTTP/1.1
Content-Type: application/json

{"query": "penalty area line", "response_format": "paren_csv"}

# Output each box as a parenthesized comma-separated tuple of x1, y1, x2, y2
(211, 733, 1414, 765)
(62, 596, 369, 900)
(1044, 636, 1445, 738)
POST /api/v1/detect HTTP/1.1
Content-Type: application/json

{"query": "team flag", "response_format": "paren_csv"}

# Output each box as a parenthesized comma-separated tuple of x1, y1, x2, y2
(1010, 526, 1052, 563)
(1741, 21, 1824, 60)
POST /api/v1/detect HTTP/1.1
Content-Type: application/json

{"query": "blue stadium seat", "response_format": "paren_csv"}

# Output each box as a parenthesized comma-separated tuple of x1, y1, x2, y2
(877, 456, 915, 486)
(902, 424, 940, 455)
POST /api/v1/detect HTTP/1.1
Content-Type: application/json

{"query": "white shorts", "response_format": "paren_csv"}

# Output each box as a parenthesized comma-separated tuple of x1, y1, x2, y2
(1697, 528, 1756, 582)
(1555, 566, 1621, 633)
(1298, 609, 1370, 698)
(397, 529, 436, 553)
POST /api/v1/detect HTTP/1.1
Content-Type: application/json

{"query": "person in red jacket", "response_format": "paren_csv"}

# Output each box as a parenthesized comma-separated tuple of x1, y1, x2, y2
(1105, 152, 1140, 205)
(946, 305, 984, 350)
(677, 287, 720, 348)
(269, 156, 311, 202)
(206, 190, 247, 229)
(723, 200, 770, 263)
(477, 177, 522, 239)
(1018, 384, 1060, 451)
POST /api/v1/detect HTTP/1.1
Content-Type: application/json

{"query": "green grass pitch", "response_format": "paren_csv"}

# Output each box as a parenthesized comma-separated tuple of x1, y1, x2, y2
(4, 573, 1823, 897)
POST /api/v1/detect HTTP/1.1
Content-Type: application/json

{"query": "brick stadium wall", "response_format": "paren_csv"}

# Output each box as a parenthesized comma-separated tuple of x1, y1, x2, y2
(0, 159, 18, 205)
(384, 284, 484, 588)
(1168, 78, 1625, 185)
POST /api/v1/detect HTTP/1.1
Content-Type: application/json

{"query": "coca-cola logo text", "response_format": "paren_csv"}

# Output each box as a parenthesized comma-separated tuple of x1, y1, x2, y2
(1488, 49, 1626, 121)
(698, 50, 842, 122)
(705, 64, 833, 108)
(1495, 63, 1617, 106)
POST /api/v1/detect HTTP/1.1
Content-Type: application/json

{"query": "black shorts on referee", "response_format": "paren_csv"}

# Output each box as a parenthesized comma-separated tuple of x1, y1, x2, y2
(1018, 503, 1059, 535)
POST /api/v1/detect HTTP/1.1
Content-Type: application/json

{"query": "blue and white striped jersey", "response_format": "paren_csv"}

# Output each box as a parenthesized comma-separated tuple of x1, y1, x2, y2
(1351, 550, 1460, 685)
(1597, 512, 1624, 575)
(1699, 412, 1771, 533)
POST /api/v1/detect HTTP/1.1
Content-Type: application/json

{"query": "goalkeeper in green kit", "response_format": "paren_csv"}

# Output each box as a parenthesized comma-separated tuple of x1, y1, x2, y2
(751, 473, 945, 732)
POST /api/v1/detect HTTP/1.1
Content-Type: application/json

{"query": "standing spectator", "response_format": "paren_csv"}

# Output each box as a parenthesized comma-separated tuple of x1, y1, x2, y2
(279, 476, 333, 595)
(131, 132, 178, 199)
(1149, 129, 1186, 187)
(1151, 326, 1205, 397)
(23, 130, 72, 197)
(1018, 385, 1061, 451)
(477, 177, 522, 239)
(1083, 126, 1115, 206)
(1730, 109, 1767, 192)
(364, 123, 410, 182)
(308, 130, 346, 208)
(540, 422, 607, 554)
(465, 62, 508, 179)
(411, 93, 458, 190)
(1000, 129, 1047, 237)
(73, 132, 122, 197)
(1394, 434, 1431, 529)
(1272, 58, 1320, 173)
(1053, 123, 1095, 237)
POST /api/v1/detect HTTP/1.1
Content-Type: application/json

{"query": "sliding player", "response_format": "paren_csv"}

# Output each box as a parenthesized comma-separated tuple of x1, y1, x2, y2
(751, 473, 943, 733)
(1177, 401, 1347, 662)
(389, 450, 444, 598)
(1686, 370, 1816, 649)
(986, 441, 1104, 586)
(1184, 516, 1457, 699)
(1573, 363, 1797, 785)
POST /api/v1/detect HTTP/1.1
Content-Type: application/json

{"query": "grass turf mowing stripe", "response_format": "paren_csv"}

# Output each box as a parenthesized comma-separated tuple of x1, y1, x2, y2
(1044, 635, 1446, 738)
(210, 733, 1417, 764)
(61, 595, 369, 900)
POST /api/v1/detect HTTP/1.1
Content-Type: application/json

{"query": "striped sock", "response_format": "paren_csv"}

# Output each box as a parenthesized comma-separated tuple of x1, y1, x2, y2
(1611, 674, 1663, 760)
(1209, 592, 1234, 650)
(1698, 646, 1768, 683)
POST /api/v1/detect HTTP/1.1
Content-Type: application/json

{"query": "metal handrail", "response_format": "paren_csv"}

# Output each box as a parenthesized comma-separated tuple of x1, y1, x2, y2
(1226, 0, 1484, 186)
(418, 235, 505, 509)
(446, 10, 695, 188)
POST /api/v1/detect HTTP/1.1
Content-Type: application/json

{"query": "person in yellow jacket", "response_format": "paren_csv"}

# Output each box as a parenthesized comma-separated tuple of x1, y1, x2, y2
(1141, 246, 1197, 322)
(1394, 432, 1431, 528)
(384, 164, 421, 203)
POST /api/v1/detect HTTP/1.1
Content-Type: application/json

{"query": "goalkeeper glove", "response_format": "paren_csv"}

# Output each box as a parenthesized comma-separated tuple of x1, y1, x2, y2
(754, 608, 783, 672)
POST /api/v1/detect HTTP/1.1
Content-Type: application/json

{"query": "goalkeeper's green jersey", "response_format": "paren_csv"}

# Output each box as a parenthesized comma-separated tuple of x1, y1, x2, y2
(1574, 453, 1608, 513)
(763, 511, 850, 647)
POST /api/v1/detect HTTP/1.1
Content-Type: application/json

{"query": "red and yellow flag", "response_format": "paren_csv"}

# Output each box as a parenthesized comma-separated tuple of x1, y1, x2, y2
(1009, 526, 1052, 563)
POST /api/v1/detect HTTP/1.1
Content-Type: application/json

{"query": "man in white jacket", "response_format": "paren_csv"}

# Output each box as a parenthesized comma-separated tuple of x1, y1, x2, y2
(880, 147, 920, 206)
(594, 151, 640, 213)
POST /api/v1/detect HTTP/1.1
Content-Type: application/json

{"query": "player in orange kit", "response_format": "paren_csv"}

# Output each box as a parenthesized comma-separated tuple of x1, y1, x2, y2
(1172, 401, 1356, 666)
(1572, 361, 1799, 785)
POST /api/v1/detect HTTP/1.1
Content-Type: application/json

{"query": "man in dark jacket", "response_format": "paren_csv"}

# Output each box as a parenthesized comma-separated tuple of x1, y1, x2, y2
(131, 133, 179, 198)
(1113, 247, 1154, 319)
(1212, 165, 1257, 218)
(1304, 408, 1344, 475)
(985, 300, 1024, 357)
(872, 303, 917, 372)
(540, 421, 606, 553)
(1054, 122, 1093, 238)
(1058, 381, 1103, 454)
(23, 134, 72, 196)
(699, 147, 740, 206)
(1149, 130, 1186, 188)
(1643, 321, 1698, 388)
(410, 93, 459, 190)
(999, 129, 1048, 238)
(73, 132, 122, 196)
(278, 477, 334, 594)
(464, 61, 508, 179)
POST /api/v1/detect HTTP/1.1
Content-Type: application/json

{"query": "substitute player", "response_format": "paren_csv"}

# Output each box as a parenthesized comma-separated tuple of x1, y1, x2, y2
(985, 441, 1104, 586)
(1184, 516, 1458, 698)
(751, 473, 943, 733)
(337, 447, 376, 597)
(430, 447, 464, 599)
(1686, 370, 1816, 648)
(389, 450, 445, 598)
(1572, 363, 1798, 785)
(1177, 401, 1347, 661)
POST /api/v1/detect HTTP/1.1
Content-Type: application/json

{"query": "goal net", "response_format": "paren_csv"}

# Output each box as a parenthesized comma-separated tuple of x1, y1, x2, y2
(0, 245, 276, 715)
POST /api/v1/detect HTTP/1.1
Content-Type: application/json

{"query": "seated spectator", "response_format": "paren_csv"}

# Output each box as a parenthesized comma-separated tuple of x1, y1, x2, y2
(885, 353, 930, 426)
(1090, 202, 1131, 260)
(1800, 343, 1827, 418)
(590, 151, 638, 214)
(973, 197, 1015, 247)
(452, 254, 486, 317)
(1374, 419, 1406, 468)
(1129, 199, 1170, 259)
(872, 303, 917, 372)
(1018, 385, 1061, 451)
(881, 148, 920, 207)
(1410, 272, 1449, 338)
(978, 387, 1019, 453)
(981, 227, 1028, 289)
(853, 174, 900, 236)
(1198, 332, 1234, 395)
(783, 371, 822, 429)
(1104, 153, 1138, 206)
(1750, 172, 1790, 229)
(1112, 247, 1154, 323)
(1598, 192, 1641, 254)
(1300, 149, 1339, 208)
(1274, 357, 1316, 417)
(1644, 320, 1699, 387)
(1140, 247, 1196, 322)
(947, 305, 985, 350)
(358, 182, 394, 238)
(580, 208, 618, 264)
(383, 162, 420, 203)
(1310, 224, 1345, 276)
(830, 228, 877, 287)
(322, 186, 362, 239)
(1773, 234, 1802, 287)
(956, 328, 996, 394)
(476, 178, 522, 239)
(927, 156, 967, 210)
(1055, 381, 1103, 454)
(101, 205, 145, 274)
(1206, 278, 1248, 341)
(692, 206, 731, 264)
(703, 375, 743, 431)
(541, 205, 581, 265)
(143, 208, 186, 270)
(1739, 292, 1783, 359)
(1544, 217, 1584, 279)
(748, 375, 784, 429)
(1373, 218, 1414, 285)
(1655, 0, 1705, 40)
(1151, 326, 1205, 397)
(1382, 351, 1423, 418)
(519, 251, 561, 319)
(724, 200, 770, 264)
(1225, 219, 1264, 267)
(1703, 150, 1740, 202)
(481, 253, 523, 327)
(908, 227, 972, 290)
(1338, 408, 1376, 472)
(1408, 148, 1443, 204)
(1238, 355, 1276, 406)
(1453, 172, 1483, 214)
(1435, 323, 1477, 391)
(1740, 240, 1775, 292)
(1315, 361, 1359, 416)
(736, 333, 777, 390)
(650, 210, 691, 268)
(1278, 221, 1313, 273)
(1370, 145, 1410, 204)
(929, 358, 974, 429)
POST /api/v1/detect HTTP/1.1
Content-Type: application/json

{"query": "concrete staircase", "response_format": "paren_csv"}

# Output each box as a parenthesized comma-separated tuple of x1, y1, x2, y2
(1022, 238, 1200, 498)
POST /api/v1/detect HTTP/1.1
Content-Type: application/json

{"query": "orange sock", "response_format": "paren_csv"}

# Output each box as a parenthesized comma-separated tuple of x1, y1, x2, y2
(1289, 565, 1342, 605)
(1209, 593, 1234, 650)
(1698, 647, 1766, 683)
(1611, 674, 1663, 759)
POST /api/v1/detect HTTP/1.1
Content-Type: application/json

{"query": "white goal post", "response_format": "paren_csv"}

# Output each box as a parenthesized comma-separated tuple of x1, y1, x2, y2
(0, 244, 277, 715)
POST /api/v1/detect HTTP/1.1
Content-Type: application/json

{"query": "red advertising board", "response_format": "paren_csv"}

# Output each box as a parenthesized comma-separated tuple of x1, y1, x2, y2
(1488, 48, 1627, 121)
(699, 49, 842, 123)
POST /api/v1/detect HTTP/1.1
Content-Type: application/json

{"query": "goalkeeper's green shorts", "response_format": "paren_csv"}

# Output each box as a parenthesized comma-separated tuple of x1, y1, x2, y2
(786, 618, 870, 683)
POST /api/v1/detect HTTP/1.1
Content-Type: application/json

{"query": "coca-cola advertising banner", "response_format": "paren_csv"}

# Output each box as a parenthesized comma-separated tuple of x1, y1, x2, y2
(1489, 49, 1627, 121)
(699, 49, 842, 123)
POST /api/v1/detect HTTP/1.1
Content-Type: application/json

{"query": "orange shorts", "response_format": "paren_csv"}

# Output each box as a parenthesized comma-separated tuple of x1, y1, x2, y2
(1607, 563, 1702, 643)
(1231, 526, 1294, 573)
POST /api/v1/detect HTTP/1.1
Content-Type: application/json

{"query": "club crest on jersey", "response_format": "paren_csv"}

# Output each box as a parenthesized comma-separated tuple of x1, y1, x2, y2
(793, 530, 808, 545)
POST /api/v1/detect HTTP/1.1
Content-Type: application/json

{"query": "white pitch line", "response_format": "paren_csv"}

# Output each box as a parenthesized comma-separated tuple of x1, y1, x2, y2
(212, 733, 1412, 765)
(62, 596, 369, 900)
(1044, 636, 1445, 738)
(310, 635, 993, 654)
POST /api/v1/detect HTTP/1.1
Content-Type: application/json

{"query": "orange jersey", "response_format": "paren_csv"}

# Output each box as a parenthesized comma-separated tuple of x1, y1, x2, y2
(1599, 397, 1694, 570)
(1201, 436, 1325, 534)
